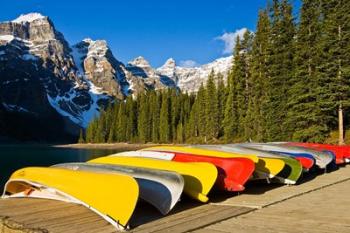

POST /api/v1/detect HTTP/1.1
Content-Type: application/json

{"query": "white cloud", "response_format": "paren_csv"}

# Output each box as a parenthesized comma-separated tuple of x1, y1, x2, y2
(216, 28, 248, 54)
(179, 60, 200, 68)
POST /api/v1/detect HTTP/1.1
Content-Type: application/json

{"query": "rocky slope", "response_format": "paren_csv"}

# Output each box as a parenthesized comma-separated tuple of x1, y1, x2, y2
(0, 13, 232, 141)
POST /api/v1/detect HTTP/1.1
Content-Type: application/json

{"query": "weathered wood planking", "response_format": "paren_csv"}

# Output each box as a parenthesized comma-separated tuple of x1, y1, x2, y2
(0, 198, 115, 233)
(0, 198, 253, 233)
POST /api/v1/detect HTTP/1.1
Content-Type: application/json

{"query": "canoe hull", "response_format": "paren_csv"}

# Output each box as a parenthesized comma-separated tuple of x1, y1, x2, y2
(3, 167, 139, 230)
(185, 145, 286, 179)
(143, 146, 283, 180)
(53, 163, 184, 215)
(240, 143, 333, 169)
(89, 156, 218, 203)
(287, 142, 347, 164)
(129, 150, 255, 192)
(202, 145, 303, 184)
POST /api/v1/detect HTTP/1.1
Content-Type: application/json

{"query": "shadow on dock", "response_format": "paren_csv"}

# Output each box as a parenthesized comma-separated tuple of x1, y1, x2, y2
(130, 197, 203, 228)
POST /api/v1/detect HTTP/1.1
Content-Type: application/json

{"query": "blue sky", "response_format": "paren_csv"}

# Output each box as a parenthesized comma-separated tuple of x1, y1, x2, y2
(1, 0, 301, 67)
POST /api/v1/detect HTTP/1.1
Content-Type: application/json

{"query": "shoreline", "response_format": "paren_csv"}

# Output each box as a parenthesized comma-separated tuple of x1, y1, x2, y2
(53, 142, 168, 150)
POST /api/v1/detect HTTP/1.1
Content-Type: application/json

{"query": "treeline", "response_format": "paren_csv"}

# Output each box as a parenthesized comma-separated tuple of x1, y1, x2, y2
(82, 0, 350, 144)
(83, 72, 226, 144)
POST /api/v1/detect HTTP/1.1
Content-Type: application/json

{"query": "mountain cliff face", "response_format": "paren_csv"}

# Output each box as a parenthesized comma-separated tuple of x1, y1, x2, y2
(0, 13, 232, 141)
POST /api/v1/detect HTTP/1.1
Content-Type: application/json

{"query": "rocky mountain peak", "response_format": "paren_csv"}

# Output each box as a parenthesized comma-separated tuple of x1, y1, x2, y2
(87, 40, 108, 58)
(128, 56, 151, 68)
(82, 38, 93, 44)
(12, 13, 46, 24)
(0, 12, 233, 140)
(156, 58, 177, 82)
(160, 58, 176, 69)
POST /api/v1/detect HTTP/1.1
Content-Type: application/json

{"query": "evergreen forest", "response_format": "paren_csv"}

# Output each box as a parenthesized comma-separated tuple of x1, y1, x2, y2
(83, 0, 350, 144)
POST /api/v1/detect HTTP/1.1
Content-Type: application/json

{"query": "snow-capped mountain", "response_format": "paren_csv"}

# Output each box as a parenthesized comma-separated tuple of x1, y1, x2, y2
(157, 56, 233, 93)
(0, 13, 232, 141)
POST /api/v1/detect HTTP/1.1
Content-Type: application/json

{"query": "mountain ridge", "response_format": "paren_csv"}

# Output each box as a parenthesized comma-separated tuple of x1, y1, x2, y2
(0, 12, 232, 141)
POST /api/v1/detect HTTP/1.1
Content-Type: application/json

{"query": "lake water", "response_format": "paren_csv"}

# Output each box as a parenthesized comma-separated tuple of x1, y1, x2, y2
(0, 145, 124, 192)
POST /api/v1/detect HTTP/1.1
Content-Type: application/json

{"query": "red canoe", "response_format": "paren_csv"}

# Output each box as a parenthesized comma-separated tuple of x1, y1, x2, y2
(293, 156, 314, 170)
(287, 142, 347, 164)
(148, 150, 255, 192)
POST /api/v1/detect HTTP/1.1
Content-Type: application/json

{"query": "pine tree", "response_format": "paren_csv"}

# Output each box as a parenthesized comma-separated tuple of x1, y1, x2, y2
(137, 93, 151, 142)
(159, 91, 170, 142)
(238, 31, 253, 139)
(223, 70, 238, 142)
(170, 89, 179, 142)
(125, 96, 136, 142)
(223, 34, 251, 141)
(285, 0, 327, 142)
(78, 129, 85, 143)
(187, 96, 199, 139)
(150, 91, 160, 142)
(318, 0, 350, 140)
(117, 102, 127, 142)
(94, 111, 106, 143)
(85, 119, 95, 143)
(176, 122, 184, 143)
(217, 72, 226, 138)
(265, 0, 295, 141)
(245, 9, 271, 141)
(181, 93, 192, 142)
(196, 83, 207, 139)
(205, 70, 220, 140)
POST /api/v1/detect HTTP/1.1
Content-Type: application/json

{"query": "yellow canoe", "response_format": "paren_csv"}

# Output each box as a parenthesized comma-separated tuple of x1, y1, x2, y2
(143, 146, 285, 179)
(3, 167, 139, 230)
(89, 156, 217, 202)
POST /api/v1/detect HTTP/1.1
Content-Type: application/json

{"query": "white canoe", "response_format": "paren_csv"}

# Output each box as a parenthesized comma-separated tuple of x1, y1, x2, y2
(53, 162, 184, 215)
(238, 143, 333, 169)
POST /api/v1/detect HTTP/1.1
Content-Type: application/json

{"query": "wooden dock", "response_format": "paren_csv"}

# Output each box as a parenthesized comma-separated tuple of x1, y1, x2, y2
(0, 198, 252, 233)
(1, 166, 350, 233)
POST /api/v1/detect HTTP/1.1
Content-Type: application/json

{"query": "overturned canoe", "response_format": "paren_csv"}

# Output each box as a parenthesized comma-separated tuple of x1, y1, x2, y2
(221, 144, 304, 184)
(111, 150, 255, 192)
(241, 143, 333, 169)
(287, 142, 347, 164)
(144, 146, 284, 180)
(226, 144, 314, 171)
(3, 167, 139, 230)
(89, 156, 217, 203)
(53, 162, 184, 215)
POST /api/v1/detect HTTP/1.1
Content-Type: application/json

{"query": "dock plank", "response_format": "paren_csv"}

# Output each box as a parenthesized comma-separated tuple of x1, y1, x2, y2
(0, 198, 116, 233)
(0, 197, 253, 233)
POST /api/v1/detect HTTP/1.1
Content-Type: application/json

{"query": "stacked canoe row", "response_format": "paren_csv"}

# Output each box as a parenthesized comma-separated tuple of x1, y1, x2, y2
(2, 142, 350, 230)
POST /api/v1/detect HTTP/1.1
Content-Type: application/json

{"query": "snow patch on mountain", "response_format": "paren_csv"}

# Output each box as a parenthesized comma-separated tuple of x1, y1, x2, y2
(12, 13, 45, 23)
(157, 58, 176, 76)
(85, 39, 108, 59)
(0, 35, 15, 42)
(179, 60, 199, 68)
(69, 43, 110, 126)
(128, 56, 151, 68)
(0, 12, 234, 131)
(156, 55, 233, 93)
